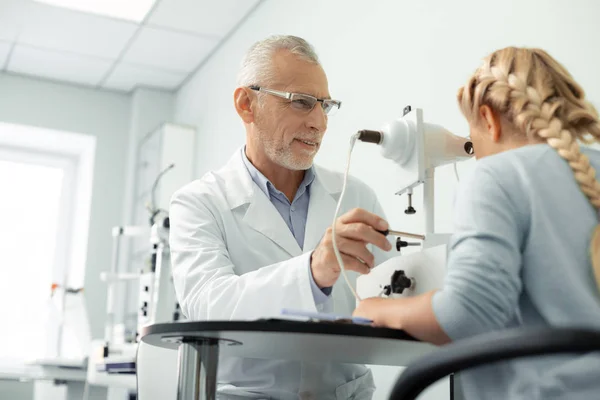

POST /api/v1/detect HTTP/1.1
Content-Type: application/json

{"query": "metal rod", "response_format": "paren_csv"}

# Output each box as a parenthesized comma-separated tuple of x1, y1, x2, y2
(387, 230, 426, 241)
(177, 341, 219, 400)
(424, 168, 435, 235)
(104, 230, 122, 344)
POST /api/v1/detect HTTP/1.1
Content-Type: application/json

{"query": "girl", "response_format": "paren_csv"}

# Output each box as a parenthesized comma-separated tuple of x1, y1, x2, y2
(354, 47, 600, 399)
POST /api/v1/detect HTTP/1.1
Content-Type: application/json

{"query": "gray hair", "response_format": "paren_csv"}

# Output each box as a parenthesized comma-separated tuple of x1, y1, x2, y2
(236, 35, 321, 87)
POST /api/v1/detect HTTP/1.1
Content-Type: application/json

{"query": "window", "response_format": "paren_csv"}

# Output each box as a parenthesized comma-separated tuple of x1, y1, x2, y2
(0, 122, 95, 363)
(0, 158, 65, 361)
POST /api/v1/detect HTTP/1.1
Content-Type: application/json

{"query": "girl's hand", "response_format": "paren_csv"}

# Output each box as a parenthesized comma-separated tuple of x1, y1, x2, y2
(353, 297, 402, 329)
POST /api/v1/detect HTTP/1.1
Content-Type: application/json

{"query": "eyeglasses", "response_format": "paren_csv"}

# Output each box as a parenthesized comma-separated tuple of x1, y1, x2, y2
(249, 86, 342, 116)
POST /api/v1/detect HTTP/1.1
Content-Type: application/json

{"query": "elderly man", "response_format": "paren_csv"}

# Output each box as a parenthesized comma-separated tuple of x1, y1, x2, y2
(169, 35, 392, 399)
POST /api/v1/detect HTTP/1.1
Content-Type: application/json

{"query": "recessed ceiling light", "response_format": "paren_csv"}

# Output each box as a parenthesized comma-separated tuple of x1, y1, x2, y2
(34, 0, 157, 23)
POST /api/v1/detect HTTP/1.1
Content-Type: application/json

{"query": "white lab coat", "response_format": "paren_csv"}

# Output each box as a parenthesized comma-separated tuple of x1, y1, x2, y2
(169, 148, 393, 399)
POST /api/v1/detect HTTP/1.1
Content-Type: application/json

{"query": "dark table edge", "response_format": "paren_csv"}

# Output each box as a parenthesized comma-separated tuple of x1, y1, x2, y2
(139, 319, 418, 345)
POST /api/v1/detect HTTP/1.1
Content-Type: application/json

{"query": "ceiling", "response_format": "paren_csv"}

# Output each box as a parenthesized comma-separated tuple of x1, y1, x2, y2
(0, 0, 261, 93)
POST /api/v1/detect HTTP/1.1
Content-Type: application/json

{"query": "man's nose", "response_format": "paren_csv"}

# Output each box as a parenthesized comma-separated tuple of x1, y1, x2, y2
(305, 103, 327, 132)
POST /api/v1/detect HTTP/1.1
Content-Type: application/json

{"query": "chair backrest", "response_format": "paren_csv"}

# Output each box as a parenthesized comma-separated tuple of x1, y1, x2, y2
(389, 327, 600, 400)
(136, 341, 179, 400)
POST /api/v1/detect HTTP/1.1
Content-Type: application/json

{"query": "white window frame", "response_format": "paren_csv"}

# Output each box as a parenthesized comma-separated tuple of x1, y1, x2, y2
(0, 122, 96, 359)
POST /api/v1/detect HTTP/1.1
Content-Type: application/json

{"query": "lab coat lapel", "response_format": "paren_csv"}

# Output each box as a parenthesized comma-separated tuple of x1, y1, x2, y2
(222, 148, 302, 257)
(304, 170, 338, 251)
(243, 190, 303, 257)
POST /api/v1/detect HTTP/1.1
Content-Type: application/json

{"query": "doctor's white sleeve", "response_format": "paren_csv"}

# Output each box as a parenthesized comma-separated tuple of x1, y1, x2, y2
(168, 190, 321, 321)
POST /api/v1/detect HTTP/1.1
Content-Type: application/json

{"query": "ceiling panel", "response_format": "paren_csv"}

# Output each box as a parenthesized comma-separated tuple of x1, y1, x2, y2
(7, 45, 113, 87)
(0, 0, 27, 42)
(0, 41, 11, 68)
(18, 2, 139, 59)
(102, 63, 187, 92)
(147, 0, 260, 37)
(0, 0, 257, 93)
(122, 26, 218, 72)
(33, 0, 157, 23)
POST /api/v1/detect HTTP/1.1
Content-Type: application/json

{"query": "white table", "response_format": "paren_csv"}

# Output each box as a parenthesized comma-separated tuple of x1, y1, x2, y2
(140, 319, 440, 400)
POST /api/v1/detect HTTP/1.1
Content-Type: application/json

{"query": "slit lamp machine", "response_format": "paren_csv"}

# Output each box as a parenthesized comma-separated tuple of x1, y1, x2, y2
(337, 105, 474, 301)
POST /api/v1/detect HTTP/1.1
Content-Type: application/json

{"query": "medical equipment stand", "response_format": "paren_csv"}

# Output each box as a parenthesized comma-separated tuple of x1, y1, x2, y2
(104, 226, 147, 348)
(100, 217, 179, 354)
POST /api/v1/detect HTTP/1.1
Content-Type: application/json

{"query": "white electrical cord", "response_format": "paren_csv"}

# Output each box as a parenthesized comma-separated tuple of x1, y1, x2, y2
(453, 162, 460, 182)
(331, 133, 362, 302)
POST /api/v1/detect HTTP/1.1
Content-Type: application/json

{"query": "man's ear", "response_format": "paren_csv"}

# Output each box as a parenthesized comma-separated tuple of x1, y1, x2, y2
(234, 87, 255, 124)
(479, 104, 502, 142)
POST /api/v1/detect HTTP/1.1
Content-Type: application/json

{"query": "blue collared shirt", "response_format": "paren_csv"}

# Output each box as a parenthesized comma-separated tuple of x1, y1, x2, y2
(241, 148, 331, 304)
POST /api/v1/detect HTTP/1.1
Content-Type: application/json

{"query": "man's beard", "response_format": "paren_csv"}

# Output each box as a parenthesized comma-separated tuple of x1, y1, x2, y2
(256, 127, 320, 171)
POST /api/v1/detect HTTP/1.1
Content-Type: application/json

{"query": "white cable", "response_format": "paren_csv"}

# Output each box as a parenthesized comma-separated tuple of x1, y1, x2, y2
(331, 133, 362, 302)
(453, 162, 460, 182)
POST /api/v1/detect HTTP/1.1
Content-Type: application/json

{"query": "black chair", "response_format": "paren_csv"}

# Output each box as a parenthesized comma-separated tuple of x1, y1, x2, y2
(389, 327, 600, 400)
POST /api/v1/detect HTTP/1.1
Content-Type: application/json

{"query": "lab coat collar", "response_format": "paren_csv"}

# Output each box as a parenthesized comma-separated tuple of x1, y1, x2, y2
(222, 147, 339, 257)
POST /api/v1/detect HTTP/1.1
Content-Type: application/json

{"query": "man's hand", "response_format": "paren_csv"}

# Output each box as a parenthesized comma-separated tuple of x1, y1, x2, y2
(310, 208, 392, 289)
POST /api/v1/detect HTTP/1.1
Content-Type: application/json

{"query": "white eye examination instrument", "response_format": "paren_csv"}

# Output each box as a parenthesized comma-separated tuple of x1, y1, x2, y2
(331, 106, 474, 301)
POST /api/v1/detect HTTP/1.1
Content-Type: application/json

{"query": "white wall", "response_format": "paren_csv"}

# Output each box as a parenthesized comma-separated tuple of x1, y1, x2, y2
(173, 0, 600, 397)
(176, 0, 600, 236)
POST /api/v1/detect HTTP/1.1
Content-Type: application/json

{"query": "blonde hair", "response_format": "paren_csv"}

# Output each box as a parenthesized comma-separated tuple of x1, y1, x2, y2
(457, 47, 600, 290)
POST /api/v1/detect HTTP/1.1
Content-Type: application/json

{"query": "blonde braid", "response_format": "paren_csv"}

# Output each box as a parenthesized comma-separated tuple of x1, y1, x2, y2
(458, 47, 600, 290)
